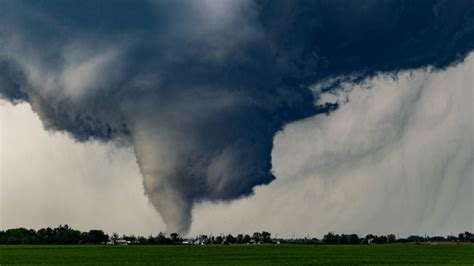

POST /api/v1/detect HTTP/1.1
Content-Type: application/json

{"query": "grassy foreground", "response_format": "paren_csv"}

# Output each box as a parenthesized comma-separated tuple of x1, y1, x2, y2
(1, 244, 473, 265)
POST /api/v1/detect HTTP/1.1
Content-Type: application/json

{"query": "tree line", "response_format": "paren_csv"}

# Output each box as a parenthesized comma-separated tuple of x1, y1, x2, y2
(0, 225, 472, 245)
(0, 225, 107, 245)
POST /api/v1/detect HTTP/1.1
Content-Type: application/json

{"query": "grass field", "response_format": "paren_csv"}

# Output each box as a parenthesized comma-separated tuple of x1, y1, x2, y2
(1, 244, 473, 265)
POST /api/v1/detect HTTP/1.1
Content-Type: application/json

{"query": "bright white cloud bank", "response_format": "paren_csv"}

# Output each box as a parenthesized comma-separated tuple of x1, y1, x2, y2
(1, 54, 473, 237)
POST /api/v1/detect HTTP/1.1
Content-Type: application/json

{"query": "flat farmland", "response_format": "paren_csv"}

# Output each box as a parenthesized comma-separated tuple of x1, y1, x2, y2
(1, 244, 473, 265)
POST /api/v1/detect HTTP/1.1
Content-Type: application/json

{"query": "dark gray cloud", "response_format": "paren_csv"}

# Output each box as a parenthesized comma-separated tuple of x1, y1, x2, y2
(1, 0, 473, 233)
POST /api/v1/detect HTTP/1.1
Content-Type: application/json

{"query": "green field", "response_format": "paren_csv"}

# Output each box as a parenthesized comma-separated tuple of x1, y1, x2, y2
(1, 244, 473, 265)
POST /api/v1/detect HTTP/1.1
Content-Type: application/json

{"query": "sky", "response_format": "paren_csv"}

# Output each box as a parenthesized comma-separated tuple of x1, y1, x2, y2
(2, 53, 472, 237)
(0, 0, 473, 237)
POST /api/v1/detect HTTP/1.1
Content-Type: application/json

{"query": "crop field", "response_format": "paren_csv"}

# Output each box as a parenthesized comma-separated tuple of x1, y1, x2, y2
(1, 244, 473, 265)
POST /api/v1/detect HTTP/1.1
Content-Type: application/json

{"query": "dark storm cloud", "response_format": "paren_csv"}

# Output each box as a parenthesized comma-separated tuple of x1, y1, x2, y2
(0, 0, 473, 233)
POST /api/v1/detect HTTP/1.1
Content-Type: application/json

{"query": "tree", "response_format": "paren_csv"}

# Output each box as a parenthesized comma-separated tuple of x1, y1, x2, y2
(387, 234, 396, 243)
(458, 232, 472, 242)
(37, 228, 53, 244)
(123, 235, 137, 244)
(363, 234, 375, 244)
(253, 232, 262, 243)
(323, 232, 338, 244)
(214, 236, 224, 244)
(170, 233, 179, 244)
(465, 232, 472, 242)
(147, 235, 156, 244)
(111, 233, 119, 243)
(156, 232, 170, 244)
(88, 230, 108, 244)
(236, 234, 244, 244)
(339, 234, 349, 244)
(225, 234, 235, 244)
(3, 228, 32, 244)
(138, 236, 147, 244)
(377, 236, 388, 244)
(261, 231, 271, 243)
(243, 234, 251, 244)
(348, 234, 360, 244)
(80, 232, 90, 244)
(22, 235, 40, 244)
(407, 235, 424, 242)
